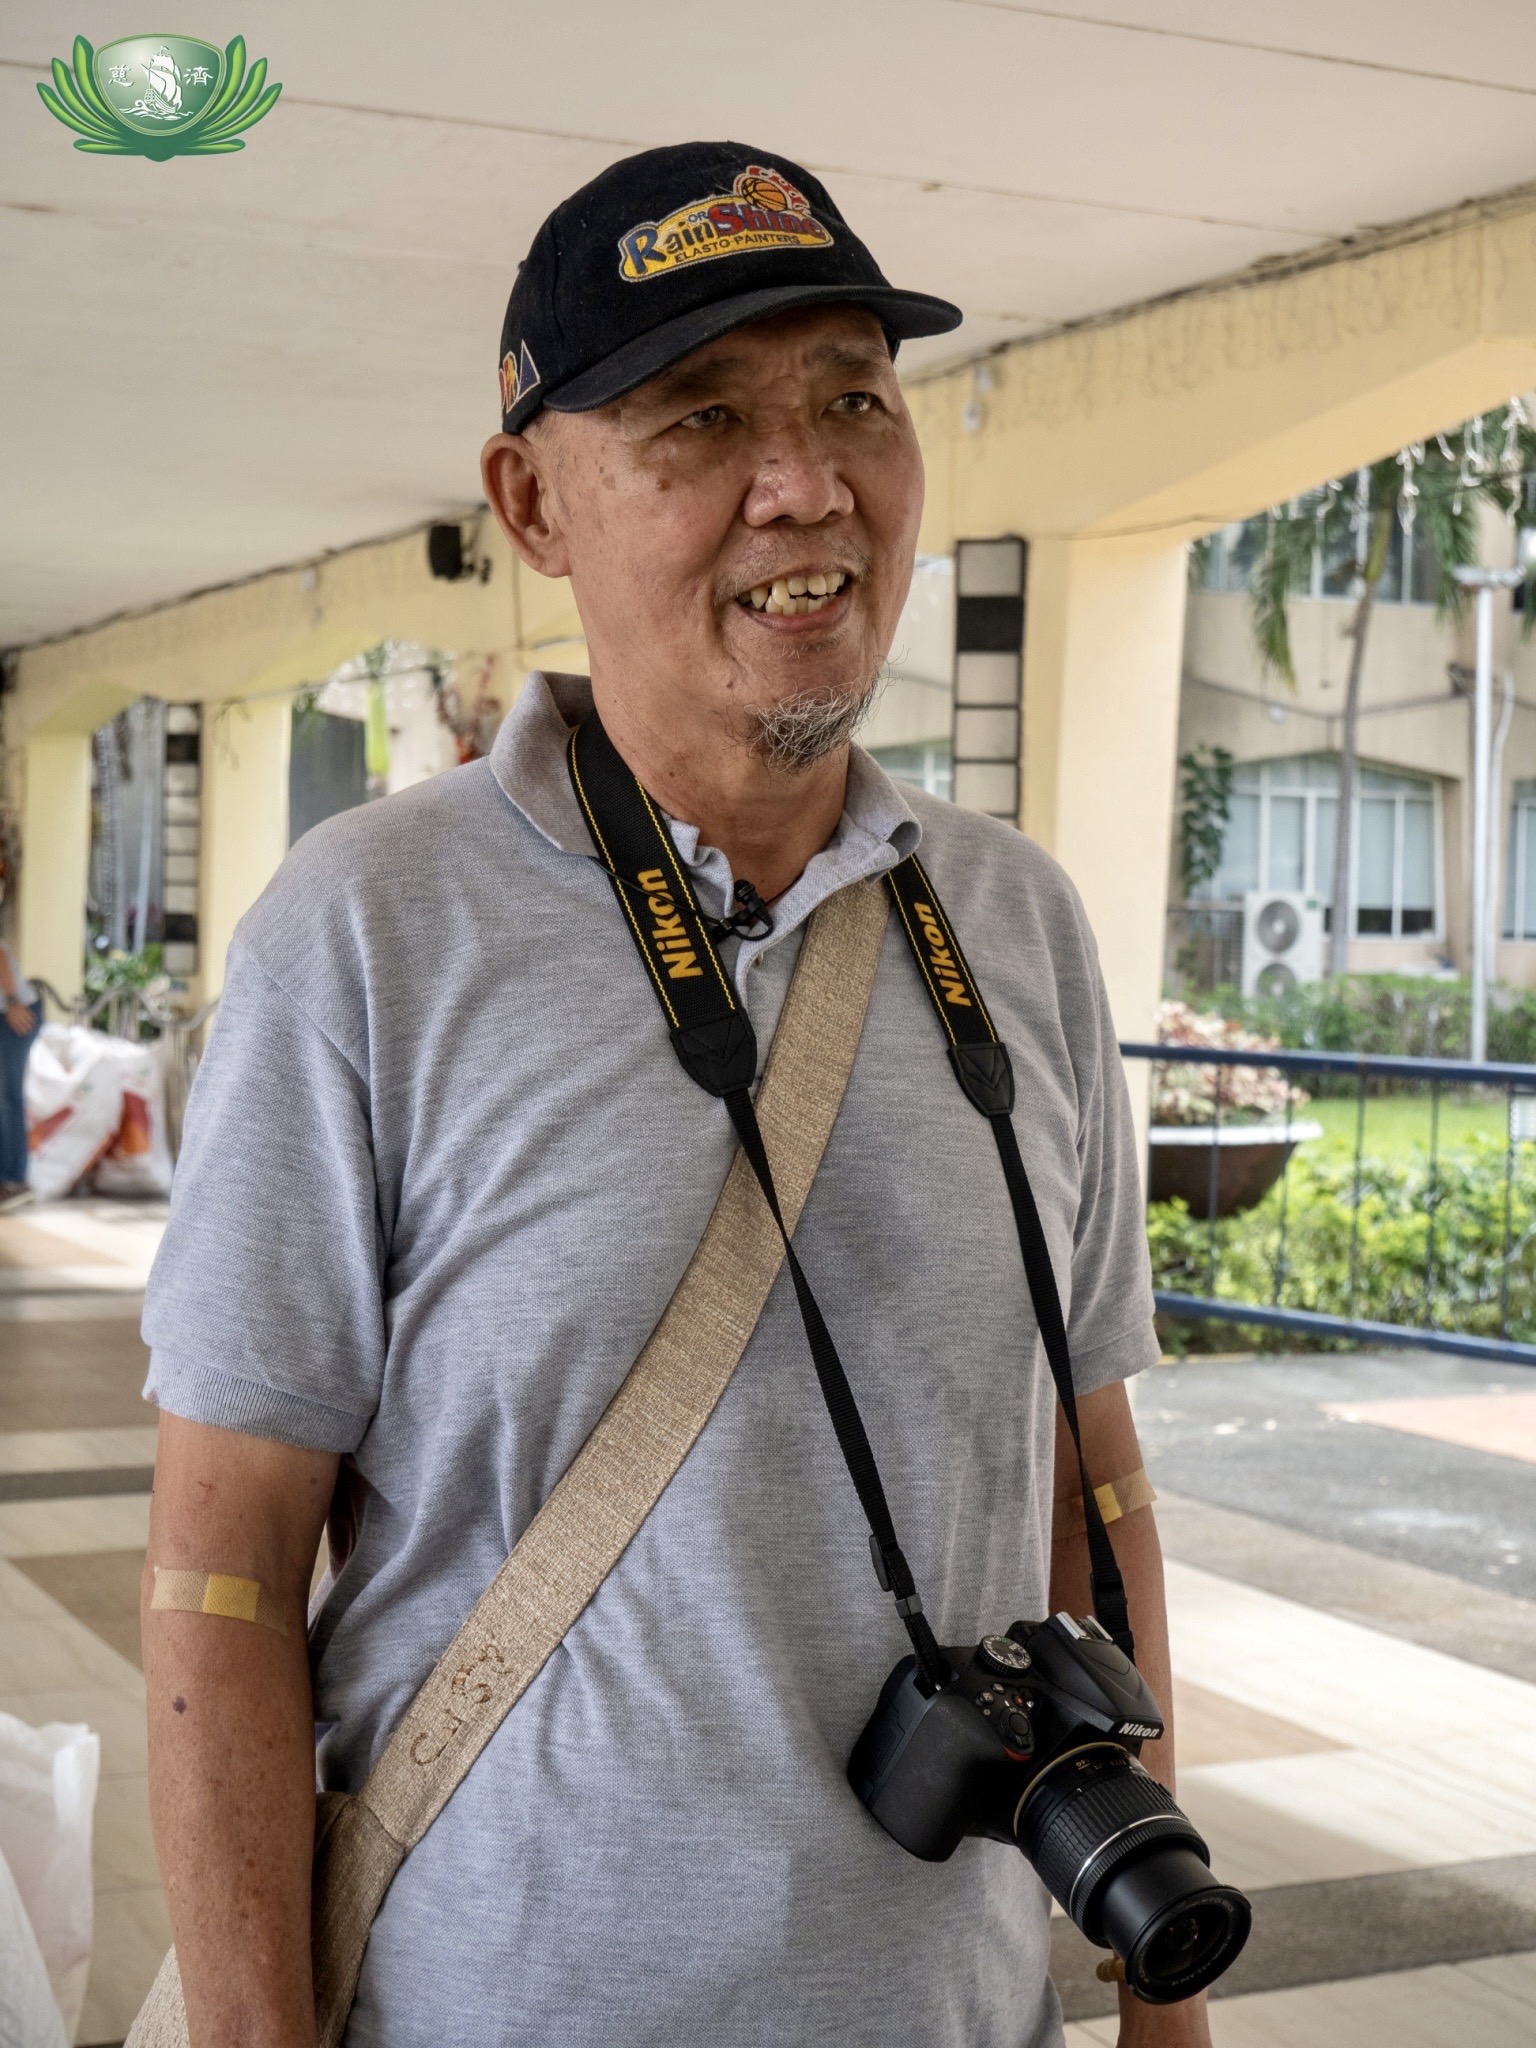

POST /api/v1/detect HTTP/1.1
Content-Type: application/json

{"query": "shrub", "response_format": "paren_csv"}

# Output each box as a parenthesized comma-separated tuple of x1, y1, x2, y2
(1150, 1137, 1536, 1352)
(1206, 973, 1536, 1068)
(83, 943, 166, 999)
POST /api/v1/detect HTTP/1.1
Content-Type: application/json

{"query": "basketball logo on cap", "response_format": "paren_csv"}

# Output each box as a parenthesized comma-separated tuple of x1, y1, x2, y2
(618, 164, 832, 283)
(500, 339, 541, 416)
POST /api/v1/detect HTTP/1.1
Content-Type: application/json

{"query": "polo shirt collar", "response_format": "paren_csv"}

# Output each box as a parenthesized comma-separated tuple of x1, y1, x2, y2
(490, 672, 922, 936)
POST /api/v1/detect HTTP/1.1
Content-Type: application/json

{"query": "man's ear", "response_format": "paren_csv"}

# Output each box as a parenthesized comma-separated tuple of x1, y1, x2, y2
(480, 428, 571, 579)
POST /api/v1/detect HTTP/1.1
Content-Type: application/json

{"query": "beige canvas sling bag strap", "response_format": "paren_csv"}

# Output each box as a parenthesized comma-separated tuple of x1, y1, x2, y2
(128, 874, 889, 2048)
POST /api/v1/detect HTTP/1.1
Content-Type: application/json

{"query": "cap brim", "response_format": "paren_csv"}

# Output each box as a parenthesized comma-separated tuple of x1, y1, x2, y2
(513, 283, 962, 429)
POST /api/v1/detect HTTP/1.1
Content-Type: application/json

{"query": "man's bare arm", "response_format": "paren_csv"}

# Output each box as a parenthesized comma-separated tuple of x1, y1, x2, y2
(143, 1412, 338, 2048)
(1050, 1381, 1211, 2048)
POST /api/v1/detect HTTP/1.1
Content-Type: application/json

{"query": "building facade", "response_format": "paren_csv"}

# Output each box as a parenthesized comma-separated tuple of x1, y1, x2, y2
(1177, 503, 1536, 990)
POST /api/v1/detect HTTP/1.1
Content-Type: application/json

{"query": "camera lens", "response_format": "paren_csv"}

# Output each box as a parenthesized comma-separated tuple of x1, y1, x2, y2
(1012, 1747, 1249, 2003)
(1102, 1847, 1251, 2004)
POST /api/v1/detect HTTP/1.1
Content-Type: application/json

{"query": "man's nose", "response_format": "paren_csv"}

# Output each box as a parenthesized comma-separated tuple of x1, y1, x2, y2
(741, 425, 856, 528)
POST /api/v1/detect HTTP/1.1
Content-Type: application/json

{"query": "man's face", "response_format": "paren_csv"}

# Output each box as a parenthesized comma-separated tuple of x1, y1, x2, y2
(496, 306, 925, 763)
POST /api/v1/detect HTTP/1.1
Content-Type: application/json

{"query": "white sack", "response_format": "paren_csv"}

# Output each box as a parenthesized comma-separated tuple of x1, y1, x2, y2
(89, 1036, 173, 1198)
(0, 1842, 67, 2048)
(22, 1027, 123, 1203)
(23, 1025, 173, 1200)
(0, 1714, 100, 2043)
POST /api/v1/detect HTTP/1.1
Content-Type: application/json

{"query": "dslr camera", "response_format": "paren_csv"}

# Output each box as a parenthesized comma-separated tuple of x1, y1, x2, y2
(849, 1613, 1251, 2004)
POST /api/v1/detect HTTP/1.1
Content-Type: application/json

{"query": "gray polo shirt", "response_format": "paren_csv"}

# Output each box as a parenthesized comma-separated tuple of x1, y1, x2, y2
(144, 672, 1158, 2048)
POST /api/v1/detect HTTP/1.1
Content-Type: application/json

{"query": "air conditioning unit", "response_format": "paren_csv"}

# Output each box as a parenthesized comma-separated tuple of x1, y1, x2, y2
(1241, 890, 1324, 998)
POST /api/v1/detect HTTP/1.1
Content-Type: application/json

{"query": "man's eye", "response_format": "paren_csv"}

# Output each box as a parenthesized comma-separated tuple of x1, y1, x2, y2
(679, 405, 730, 430)
(831, 390, 877, 416)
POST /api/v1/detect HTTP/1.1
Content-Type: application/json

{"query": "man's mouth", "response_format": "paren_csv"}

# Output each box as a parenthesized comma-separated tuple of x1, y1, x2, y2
(736, 570, 850, 617)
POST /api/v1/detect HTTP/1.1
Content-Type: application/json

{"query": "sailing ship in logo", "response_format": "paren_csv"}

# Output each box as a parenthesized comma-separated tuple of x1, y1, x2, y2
(130, 45, 186, 121)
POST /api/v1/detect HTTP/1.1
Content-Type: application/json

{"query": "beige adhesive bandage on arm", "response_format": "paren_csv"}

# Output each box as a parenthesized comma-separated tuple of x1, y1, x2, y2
(1053, 1467, 1157, 1545)
(150, 1567, 288, 1635)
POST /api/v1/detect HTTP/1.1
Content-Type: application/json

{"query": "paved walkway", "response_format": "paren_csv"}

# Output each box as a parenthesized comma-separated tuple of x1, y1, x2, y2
(3, 1203, 1535, 2043)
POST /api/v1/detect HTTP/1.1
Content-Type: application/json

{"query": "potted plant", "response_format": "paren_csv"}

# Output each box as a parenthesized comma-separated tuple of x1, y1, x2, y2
(1147, 1000, 1320, 1216)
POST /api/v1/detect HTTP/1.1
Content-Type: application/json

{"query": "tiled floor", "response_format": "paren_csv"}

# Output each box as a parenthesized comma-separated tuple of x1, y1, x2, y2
(0, 1544, 167, 2044)
(0, 1199, 166, 1297)
(5, 1208, 1536, 2043)
(1065, 1951, 1536, 2045)
(0, 1427, 159, 1475)
(0, 1205, 164, 2043)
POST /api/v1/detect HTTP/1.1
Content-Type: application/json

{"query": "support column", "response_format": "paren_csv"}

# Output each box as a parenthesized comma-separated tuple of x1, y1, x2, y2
(200, 697, 292, 1000)
(1021, 533, 1189, 1044)
(16, 733, 93, 1003)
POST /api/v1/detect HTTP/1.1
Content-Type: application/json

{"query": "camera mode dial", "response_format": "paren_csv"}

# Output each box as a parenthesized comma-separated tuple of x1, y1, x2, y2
(978, 1633, 1032, 1675)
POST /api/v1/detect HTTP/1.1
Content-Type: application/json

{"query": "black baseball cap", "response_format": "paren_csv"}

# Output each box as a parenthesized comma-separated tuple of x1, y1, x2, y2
(496, 140, 962, 432)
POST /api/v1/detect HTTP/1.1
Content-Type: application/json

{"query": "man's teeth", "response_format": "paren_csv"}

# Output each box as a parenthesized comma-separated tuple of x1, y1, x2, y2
(746, 571, 849, 616)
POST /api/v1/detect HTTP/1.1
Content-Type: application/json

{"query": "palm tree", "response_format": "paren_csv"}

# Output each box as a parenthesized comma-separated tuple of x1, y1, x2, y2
(1244, 407, 1536, 975)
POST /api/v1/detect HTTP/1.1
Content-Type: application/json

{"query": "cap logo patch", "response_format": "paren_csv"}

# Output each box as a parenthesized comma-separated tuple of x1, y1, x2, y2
(618, 165, 832, 283)
(500, 339, 541, 416)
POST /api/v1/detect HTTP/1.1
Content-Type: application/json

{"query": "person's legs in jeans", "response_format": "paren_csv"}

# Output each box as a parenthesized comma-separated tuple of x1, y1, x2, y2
(0, 1000, 40, 1185)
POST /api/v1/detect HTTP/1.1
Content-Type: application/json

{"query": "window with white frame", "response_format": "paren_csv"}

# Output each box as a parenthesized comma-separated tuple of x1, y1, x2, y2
(1507, 780, 1536, 940)
(1197, 512, 1441, 605)
(1202, 753, 1440, 938)
(868, 741, 953, 801)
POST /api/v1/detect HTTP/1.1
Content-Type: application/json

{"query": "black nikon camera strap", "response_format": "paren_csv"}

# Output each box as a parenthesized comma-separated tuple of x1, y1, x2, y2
(884, 859, 1132, 1654)
(568, 711, 1132, 1674)
(569, 713, 951, 1692)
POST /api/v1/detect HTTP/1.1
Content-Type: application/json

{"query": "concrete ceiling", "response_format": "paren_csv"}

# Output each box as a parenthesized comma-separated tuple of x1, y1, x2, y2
(6, 1, 1536, 648)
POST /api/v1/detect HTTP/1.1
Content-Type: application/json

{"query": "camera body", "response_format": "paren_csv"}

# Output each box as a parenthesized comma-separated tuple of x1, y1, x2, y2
(849, 1615, 1251, 2004)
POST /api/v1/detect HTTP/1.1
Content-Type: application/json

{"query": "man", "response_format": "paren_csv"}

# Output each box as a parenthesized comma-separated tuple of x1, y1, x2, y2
(142, 143, 1206, 2047)
(0, 937, 41, 1210)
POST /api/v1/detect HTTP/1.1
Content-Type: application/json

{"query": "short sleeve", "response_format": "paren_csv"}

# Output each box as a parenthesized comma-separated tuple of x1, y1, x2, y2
(1063, 923, 1161, 1398)
(142, 944, 385, 1451)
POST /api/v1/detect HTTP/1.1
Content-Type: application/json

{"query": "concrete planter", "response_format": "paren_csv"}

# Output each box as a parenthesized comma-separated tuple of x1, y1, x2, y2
(1147, 1121, 1323, 1218)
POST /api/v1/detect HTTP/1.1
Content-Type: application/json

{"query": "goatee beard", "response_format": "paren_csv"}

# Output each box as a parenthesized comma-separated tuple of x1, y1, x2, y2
(742, 674, 881, 772)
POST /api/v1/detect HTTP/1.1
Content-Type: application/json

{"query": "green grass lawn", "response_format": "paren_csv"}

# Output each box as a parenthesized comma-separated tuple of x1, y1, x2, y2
(1303, 1092, 1508, 1159)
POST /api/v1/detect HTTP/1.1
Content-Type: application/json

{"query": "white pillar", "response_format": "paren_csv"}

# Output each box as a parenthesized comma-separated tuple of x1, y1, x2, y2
(1470, 584, 1494, 1065)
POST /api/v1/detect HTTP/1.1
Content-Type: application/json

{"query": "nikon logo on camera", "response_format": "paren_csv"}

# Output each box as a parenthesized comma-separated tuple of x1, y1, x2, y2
(637, 868, 704, 981)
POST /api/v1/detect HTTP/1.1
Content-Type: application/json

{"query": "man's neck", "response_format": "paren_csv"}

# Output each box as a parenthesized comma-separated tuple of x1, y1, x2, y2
(587, 675, 849, 903)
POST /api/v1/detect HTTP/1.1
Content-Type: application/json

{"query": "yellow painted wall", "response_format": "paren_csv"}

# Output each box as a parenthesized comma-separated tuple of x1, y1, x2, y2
(10, 525, 584, 746)
(15, 734, 93, 1002)
(199, 695, 293, 1001)
(908, 197, 1536, 553)
(6, 526, 588, 1002)
(1021, 536, 1191, 1040)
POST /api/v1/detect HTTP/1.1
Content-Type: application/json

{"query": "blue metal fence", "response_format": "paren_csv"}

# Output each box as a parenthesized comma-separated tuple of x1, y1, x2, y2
(1120, 1040, 1536, 1366)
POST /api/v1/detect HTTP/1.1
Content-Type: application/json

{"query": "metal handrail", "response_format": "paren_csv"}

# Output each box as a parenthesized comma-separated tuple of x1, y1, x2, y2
(1121, 1036, 1536, 1365)
(1122, 1040, 1536, 1088)
(79, 985, 209, 1031)
(29, 977, 72, 1017)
